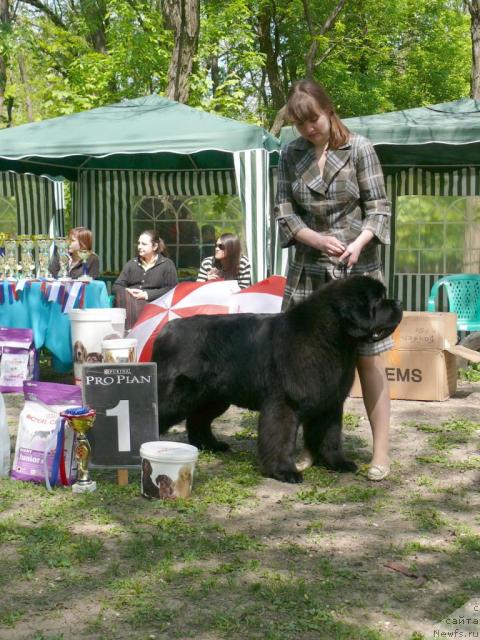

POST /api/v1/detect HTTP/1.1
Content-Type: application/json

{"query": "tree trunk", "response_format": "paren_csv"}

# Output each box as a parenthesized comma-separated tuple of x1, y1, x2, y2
(303, 0, 347, 78)
(0, 0, 9, 124)
(162, 0, 200, 103)
(257, 2, 286, 113)
(466, 0, 480, 98)
(18, 55, 34, 122)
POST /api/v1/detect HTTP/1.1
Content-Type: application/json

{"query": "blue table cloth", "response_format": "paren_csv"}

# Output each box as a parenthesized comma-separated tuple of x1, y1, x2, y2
(0, 280, 110, 371)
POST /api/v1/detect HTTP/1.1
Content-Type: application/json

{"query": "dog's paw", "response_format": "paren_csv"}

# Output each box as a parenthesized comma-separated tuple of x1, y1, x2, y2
(194, 439, 230, 453)
(210, 440, 230, 453)
(334, 459, 358, 473)
(270, 469, 304, 484)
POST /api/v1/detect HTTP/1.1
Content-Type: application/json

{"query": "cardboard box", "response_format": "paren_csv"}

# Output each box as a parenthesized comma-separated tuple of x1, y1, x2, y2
(350, 312, 480, 401)
(390, 312, 458, 351)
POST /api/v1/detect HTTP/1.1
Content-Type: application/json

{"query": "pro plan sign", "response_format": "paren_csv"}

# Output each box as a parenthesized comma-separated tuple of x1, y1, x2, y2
(82, 363, 158, 467)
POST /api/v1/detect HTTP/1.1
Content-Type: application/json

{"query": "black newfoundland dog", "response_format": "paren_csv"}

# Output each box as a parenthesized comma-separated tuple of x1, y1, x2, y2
(153, 275, 403, 483)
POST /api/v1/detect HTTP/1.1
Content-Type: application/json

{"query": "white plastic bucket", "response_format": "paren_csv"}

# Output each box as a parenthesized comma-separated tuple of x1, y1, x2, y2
(69, 308, 126, 384)
(140, 441, 199, 500)
(101, 338, 137, 364)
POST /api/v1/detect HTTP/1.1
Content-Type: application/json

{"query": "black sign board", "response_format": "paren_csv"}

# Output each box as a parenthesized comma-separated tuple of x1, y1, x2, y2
(82, 363, 158, 467)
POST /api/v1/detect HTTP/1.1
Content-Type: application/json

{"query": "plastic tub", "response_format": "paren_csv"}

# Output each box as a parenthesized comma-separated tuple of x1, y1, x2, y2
(140, 441, 199, 499)
(69, 308, 126, 384)
(101, 338, 137, 364)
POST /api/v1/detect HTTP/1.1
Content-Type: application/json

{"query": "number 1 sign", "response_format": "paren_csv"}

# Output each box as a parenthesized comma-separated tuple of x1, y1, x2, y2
(82, 363, 158, 467)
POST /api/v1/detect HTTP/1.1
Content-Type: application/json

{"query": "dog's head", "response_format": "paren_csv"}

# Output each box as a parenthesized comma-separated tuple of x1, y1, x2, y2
(86, 352, 103, 363)
(334, 275, 403, 343)
(142, 459, 152, 477)
(73, 340, 87, 364)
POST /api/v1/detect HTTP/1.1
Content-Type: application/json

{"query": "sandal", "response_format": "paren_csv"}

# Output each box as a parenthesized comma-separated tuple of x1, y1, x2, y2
(296, 448, 314, 471)
(367, 464, 390, 481)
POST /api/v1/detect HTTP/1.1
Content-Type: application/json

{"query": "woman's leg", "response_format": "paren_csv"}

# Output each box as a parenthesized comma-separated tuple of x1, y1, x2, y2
(356, 354, 390, 477)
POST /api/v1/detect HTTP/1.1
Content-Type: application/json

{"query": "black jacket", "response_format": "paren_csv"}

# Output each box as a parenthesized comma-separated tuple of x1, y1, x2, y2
(112, 255, 178, 301)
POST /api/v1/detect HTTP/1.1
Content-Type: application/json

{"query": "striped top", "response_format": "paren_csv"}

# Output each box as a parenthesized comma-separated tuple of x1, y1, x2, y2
(197, 255, 251, 289)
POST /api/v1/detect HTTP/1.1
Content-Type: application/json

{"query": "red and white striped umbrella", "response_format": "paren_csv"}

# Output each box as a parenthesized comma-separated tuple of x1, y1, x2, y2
(128, 276, 286, 362)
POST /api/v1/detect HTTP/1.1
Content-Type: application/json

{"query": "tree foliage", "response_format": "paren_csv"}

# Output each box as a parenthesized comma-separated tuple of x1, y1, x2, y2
(0, 0, 473, 128)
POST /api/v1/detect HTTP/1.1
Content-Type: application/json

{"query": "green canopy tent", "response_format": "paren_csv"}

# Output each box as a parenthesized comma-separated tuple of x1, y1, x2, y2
(0, 173, 65, 237)
(0, 95, 280, 281)
(278, 98, 480, 309)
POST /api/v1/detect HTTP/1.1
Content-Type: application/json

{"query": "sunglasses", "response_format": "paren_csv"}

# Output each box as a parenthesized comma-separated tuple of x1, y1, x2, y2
(215, 243, 225, 250)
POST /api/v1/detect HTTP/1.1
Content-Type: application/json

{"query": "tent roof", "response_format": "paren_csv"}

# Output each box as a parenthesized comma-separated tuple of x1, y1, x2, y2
(280, 98, 480, 170)
(0, 94, 280, 179)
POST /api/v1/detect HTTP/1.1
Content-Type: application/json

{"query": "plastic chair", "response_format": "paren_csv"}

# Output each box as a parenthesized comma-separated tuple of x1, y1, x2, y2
(427, 274, 480, 331)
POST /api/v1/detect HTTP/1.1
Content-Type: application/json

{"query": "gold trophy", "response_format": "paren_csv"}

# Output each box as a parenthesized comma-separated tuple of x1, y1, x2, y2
(4, 238, 18, 279)
(77, 248, 92, 281)
(34, 234, 52, 278)
(60, 407, 97, 493)
(0, 232, 10, 278)
(54, 236, 70, 279)
(18, 235, 36, 279)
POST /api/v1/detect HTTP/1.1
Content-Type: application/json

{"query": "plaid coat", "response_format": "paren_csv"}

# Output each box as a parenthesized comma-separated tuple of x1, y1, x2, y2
(275, 134, 390, 307)
(275, 133, 391, 313)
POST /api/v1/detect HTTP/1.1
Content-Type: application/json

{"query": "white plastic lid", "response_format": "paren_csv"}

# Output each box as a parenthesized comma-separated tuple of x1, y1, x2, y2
(140, 441, 199, 463)
(101, 338, 137, 349)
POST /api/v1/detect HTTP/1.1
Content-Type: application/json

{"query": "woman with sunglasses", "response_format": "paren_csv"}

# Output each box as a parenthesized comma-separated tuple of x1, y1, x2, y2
(197, 233, 251, 289)
(275, 79, 392, 482)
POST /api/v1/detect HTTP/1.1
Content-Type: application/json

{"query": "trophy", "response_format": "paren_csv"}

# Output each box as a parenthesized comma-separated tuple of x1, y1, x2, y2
(0, 232, 9, 279)
(54, 237, 70, 279)
(34, 234, 52, 278)
(4, 238, 18, 279)
(77, 248, 92, 280)
(60, 407, 97, 493)
(18, 235, 36, 280)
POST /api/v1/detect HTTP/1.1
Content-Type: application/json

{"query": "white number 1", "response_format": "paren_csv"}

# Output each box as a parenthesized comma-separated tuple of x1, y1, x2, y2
(106, 399, 131, 451)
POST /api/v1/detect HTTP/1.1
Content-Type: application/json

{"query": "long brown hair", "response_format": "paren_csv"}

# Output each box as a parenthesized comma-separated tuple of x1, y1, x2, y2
(214, 232, 241, 279)
(286, 79, 351, 149)
(70, 226, 93, 251)
(137, 229, 168, 258)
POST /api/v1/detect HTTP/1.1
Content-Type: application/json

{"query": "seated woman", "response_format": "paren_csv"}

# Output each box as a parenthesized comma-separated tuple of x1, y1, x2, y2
(197, 233, 251, 289)
(50, 226, 100, 279)
(113, 230, 178, 329)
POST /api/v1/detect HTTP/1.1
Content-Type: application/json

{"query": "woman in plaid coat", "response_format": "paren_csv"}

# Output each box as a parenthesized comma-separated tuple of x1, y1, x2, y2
(275, 79, 392, 481)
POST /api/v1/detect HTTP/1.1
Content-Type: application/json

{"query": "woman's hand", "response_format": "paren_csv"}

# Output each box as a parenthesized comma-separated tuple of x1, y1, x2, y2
(338, 230, 375, 268)
(127, 288, 148, 300)
(338, 243, 360, 268)
(207, 268, 220, 281)
(317, 235, 346, 257)
(294, 228, 346, 256)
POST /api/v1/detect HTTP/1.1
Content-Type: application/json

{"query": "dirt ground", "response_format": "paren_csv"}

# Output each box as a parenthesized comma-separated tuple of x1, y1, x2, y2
(1, 379, 480, 640)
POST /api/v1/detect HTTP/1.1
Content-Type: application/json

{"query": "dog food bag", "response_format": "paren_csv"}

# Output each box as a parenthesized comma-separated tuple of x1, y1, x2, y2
(0, 328, 39, 393)
(11, 381, 82, 483)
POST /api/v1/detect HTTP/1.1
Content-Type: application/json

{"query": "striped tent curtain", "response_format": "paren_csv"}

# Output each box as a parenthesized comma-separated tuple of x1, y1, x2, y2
(77, 169, 238, 274)
(0, 172, 63, 236)
(386, 168, 480, 310)
(52, 180, 66, 237)
(269, 167, 290, 277)
(0, 172, 15, 198)
(233, 150, 271, 282)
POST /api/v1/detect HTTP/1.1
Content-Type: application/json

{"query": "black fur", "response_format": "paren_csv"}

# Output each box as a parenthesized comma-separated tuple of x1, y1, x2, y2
(152, 275, 403, 483)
